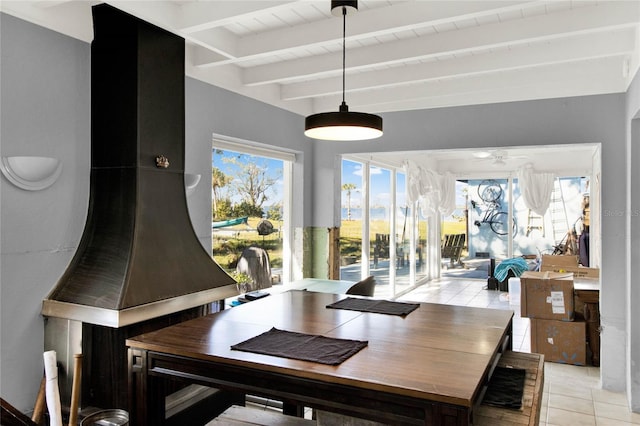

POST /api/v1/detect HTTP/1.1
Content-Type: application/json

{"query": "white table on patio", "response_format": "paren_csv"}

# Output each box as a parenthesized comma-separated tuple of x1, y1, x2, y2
(284, 278, 356, 294)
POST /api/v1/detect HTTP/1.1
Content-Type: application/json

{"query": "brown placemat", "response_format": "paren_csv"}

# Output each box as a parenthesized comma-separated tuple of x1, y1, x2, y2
(326, 297, 420, 316)
(230, 327, 368, 365)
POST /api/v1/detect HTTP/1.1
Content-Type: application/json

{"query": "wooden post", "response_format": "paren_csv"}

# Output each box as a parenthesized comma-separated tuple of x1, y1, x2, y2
(32, 375, 46, 424)
(68, 354, 83, 426)
(328, 227, 340, 280)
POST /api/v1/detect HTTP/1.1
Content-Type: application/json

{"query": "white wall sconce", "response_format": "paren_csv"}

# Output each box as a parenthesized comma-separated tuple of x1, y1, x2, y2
(184, 173, 201, 196)
(0, 156, 63, 191)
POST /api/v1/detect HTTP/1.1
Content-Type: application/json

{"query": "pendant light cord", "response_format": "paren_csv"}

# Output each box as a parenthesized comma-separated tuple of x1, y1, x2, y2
(341, 6, 347, 106)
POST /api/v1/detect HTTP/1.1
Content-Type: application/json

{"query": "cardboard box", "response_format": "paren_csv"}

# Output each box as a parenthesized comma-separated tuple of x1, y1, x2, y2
(540, 254, 600, 279)
(530, 318, 586, 365)
(520, 271, 574, 321)
(541, 254, 578, 267)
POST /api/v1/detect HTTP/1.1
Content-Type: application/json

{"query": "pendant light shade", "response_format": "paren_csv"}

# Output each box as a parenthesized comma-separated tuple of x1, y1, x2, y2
(305, 102, 383, 141)
(304, 0, 383, 141)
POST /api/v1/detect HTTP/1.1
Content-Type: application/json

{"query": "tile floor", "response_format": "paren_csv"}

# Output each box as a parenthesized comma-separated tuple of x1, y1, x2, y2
(397, 278, 639, 426)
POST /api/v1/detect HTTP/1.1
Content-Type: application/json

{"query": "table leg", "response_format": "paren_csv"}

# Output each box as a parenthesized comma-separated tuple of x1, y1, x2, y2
(129, 348, 146, 425)
(282, 402, 304, 417)
(129, 348, 166, 425)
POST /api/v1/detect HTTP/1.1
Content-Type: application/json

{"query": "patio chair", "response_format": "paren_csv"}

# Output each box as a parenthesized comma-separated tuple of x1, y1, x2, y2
(441, 234, 466, 268)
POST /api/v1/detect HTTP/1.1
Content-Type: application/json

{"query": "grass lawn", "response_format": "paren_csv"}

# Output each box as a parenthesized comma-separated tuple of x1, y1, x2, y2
(212, 217, 468, 271)
(212, 217, 283, 270)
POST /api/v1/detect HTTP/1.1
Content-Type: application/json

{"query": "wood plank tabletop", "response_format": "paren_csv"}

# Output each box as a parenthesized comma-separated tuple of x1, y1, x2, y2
(127, 290, 512, 409)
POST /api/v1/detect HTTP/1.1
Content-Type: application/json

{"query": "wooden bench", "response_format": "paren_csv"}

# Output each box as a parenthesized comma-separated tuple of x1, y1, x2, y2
(474, 351, 545, 426)
(206, 405, 315, 425)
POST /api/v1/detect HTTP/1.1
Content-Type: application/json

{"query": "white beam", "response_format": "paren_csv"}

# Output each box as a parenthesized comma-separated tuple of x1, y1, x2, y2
(0, 1, 94, 41)
(178, 1, 299, 34)
(187, 27, 238, 60)
(309, 56, 629, 113)
(106, 1, 183, 30)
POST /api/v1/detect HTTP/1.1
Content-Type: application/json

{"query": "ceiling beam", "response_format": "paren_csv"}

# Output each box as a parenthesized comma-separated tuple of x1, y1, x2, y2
(309, 57, 628, 113)
(178, 1, 299, 34)
(106, 1, 182, 30)
(0, 0, 93, 41)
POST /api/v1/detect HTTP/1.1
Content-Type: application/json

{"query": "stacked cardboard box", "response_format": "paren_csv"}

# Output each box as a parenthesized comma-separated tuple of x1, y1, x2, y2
(539, 255, 599, 279)
(520, 271, 574, 321)
(520, 270, 587, 365)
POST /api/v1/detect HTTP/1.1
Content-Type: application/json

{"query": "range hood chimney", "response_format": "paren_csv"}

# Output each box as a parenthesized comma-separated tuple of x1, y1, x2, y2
(42, 4, 237, 327)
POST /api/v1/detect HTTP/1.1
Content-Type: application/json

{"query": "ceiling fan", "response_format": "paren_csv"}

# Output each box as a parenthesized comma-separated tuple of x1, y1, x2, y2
(472, 150, 528, 167)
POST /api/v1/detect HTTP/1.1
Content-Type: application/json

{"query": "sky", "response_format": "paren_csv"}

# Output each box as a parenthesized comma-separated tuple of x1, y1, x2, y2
(341, 159, 407, 209)
(212, 149, 283, 208)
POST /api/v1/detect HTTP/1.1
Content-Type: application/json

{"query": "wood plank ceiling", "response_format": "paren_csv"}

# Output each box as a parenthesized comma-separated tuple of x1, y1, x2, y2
(2, 0, 639, 117)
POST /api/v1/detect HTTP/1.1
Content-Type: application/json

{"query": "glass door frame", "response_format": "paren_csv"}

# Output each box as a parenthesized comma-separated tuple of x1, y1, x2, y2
(342, 155, 423, 298)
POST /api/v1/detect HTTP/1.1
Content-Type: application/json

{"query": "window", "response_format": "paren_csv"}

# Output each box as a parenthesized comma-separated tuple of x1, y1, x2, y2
(211, 137, 294, 284)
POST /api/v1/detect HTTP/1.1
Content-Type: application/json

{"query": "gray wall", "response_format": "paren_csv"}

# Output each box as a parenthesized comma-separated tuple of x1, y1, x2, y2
(1, 10, 639, 413)
(625, 64, 640, 411)
(1, 13, 91, 410)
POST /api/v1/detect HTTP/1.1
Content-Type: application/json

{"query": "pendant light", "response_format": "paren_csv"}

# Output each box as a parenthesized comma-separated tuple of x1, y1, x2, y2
(304, 0, 383, 141)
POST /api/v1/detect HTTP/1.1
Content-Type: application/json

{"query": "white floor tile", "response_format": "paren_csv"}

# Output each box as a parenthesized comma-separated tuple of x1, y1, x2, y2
(594, 401, 640, 424)
(548, 394, 595, 415)
(547, 407, 596, 425)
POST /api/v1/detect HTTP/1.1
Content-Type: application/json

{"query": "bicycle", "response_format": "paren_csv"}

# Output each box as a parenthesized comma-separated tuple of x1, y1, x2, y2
(477, 179, 503, 204)
(471, 179, 517, 236)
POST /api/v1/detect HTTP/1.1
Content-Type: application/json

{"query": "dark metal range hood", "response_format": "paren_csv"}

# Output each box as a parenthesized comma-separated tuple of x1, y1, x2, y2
(42, 4, 237, 328)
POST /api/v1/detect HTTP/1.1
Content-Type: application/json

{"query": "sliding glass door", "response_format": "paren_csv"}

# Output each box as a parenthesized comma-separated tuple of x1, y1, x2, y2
(340, 158, 422, 298)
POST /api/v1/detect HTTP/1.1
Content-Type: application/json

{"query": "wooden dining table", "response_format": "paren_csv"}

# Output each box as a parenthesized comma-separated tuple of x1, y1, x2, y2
(127, 290, 513, 425)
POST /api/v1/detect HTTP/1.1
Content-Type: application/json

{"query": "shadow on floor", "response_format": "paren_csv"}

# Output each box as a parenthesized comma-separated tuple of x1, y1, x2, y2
(442, 258, 490, 280)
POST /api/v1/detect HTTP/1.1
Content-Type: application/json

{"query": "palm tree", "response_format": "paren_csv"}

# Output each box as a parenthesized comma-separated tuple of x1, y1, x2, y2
(212, 167, 231, 214)
(342, 183, 357, 221)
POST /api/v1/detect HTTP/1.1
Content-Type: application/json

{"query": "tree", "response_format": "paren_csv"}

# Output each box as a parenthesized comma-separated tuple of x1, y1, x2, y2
(212, 167, 232, 214)
(342, 183, 357, 220)
(266, 203, 282, 221)
(225, 158, 280, 213)
(233, 201, 263, 218)
(213, 198, 233, 220)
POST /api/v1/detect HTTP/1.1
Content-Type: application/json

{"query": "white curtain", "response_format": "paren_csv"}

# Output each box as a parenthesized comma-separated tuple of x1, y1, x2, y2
(438, 172, 456, 217)
(405, 160, 422, 205)
(517, 166, 555, 216)
(403, 161, 456, 217)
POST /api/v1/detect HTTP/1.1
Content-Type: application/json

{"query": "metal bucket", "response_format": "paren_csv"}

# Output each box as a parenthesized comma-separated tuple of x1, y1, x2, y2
(80, 409, 129, 426)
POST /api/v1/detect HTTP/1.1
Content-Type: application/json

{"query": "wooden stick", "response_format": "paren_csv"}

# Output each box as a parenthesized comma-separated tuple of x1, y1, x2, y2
(68, 354, 83, 426)
(31, 375, 46, 424)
